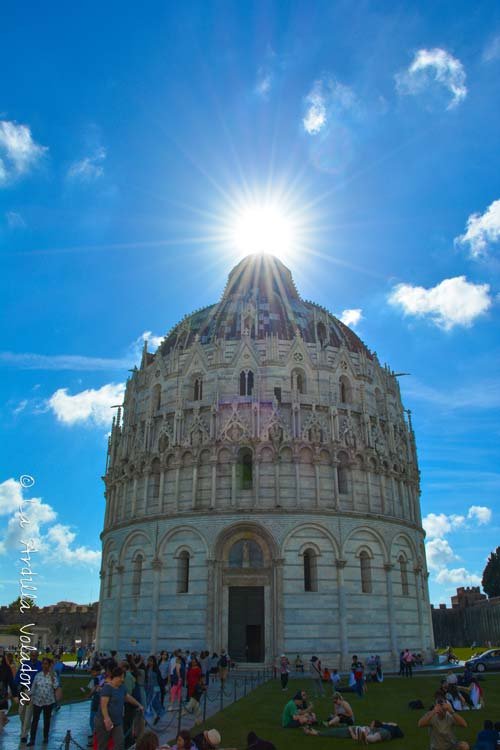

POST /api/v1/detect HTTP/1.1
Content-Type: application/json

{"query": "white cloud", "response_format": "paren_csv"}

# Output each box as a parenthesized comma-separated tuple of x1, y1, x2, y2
(395, 48, 467, 109)
(138, 330, 164, 349)
(67, 147, 106, 182)
(13, 399, 28, 415)
(302, 76, 357, 135)
(423, 512, 465, 539)
(467, 505, 492, 525)
(0, 120, 47, 184)
(455, 199, 500, 258)
(47, 382, 125, 427)
(5, 211, 26, 229)
(483, 35, 500, 63)
(340, 308, 362, 327)
(303, 81, 327, 134)
(45, 524, 101, 565)
(255, 69, 272, 98)
(388, 276, 492, 330)
(435, 567, 481, 587)
(426, 538, 459, 571)
(0, 479, 100, 567)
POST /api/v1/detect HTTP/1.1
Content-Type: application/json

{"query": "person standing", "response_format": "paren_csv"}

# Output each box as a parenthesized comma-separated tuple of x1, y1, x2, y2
(403, 649, 414, 678)
(310, 657, 324, 697)
(0, 655, 16, 732)
(94, 666, 143, 750)
(169, 656, 183, 709)
(15, 650, 42, 743)
(217, 651, 229, 688)
(27, 657, 59, 746)
(279, 655, 290, 691)
(145, 656, 164, 725)
(158, 652, 169, 705)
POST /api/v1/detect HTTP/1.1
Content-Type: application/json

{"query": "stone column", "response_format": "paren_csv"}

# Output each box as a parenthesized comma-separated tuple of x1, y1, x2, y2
(95, 569, 105, 649)
(114, 565, 125, 650)
(274, 460, 280, 508)
(143, 474, 149, 516)
(273, 558, 285, 658)
(210, 460, 217, 509)
(131, 477, 138, 517)
(254, 457, 260, 507)
(231, 462, 237, 507)
(379, 472, 386, 515)
(150, 558, 162, 653)
(192, 463, 198, 510)
(335, 559, 349, 668)
(174, 465, 180, 511)
(206, 559, 217, 649)
(384, 563, 399, 665)
(366, 470, 372, 513)
(295, 460, 300, 506)
(159, 470, 166, 513)
(314, 458, 321, 509)
(104, 491, 111, 529)
(332, 463, 339, 509)
(414, 565, 425, 649)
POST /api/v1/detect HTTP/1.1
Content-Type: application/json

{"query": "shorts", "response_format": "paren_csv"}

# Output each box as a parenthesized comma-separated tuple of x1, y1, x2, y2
(219, 668, 228, 681)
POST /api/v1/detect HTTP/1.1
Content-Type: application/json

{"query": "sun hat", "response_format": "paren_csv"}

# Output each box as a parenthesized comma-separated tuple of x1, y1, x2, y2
(204, 730, 221, 747)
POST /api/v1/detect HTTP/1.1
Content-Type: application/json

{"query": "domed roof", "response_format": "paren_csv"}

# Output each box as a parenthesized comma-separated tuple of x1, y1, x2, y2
(159, 254, 372, 358)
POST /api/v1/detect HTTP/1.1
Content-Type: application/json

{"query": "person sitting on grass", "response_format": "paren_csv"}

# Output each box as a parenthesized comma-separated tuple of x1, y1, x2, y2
(418, 693, 469, 750)
(247, 731, 276, 750)
(323, 692, 354, 727)
(471, 719, 498, 750)
(330, 669, 341, 691)
(282, 692, 311, 728)
(298, 689, 317, 724)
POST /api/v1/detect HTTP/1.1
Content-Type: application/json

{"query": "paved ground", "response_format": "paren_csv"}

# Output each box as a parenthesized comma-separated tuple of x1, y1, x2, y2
(0, 672, 270, 750)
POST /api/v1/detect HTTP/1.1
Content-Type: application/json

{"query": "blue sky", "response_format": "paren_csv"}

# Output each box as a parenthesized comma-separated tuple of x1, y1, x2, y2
(1, 0, 500, 607)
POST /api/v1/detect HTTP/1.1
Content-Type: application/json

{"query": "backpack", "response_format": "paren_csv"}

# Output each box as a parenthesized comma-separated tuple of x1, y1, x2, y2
(408, 699, 424, 710)
(219, 655, 228, 668)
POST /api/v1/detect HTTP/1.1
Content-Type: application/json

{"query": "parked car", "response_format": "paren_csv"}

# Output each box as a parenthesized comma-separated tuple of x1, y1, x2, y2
(465, 649, 500, 673)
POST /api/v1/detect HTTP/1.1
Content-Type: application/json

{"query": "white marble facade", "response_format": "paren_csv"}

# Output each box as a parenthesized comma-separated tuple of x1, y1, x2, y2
(97, 255, 434, 667)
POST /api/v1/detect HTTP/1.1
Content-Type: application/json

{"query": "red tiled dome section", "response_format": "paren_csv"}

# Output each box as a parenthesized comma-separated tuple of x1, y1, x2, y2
(159, 255, 372, 359)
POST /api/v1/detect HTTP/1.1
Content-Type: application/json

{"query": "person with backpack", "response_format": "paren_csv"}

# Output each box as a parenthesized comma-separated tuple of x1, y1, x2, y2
(310, 656, 324, 697)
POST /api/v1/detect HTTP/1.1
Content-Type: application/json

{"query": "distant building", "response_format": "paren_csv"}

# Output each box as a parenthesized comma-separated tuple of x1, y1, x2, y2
(0, 600, 98, 648)
(451, 586, 486, 610)
(97, 254, 433, 667)
(432, 588, 500, 646)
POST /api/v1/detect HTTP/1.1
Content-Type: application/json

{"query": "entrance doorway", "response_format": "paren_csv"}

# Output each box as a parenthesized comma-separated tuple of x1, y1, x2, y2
(228, 586, 265, 662)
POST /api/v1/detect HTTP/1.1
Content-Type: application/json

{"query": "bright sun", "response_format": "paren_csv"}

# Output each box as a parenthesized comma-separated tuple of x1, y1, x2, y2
(230, 202, 295, 260)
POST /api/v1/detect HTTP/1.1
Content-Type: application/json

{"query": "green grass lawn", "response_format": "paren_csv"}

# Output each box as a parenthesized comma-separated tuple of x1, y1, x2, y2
(190, 675, 500, 749)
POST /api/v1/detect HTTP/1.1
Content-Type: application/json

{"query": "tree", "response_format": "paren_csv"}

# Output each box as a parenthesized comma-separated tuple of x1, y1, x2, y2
(8, 596, 37, 610)
(482, 546, 500, 598)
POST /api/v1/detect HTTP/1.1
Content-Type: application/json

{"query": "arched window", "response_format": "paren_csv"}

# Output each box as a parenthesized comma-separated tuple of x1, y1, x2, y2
(291, 368, 306, 394)
(107, 561, 115, 598)
(237, 448, 253, 490)
(228, 540, 263, 568)
(152, 384, 161, 412)
(339, 375, 352, 404)
(132, 554, 143, 598)
(239, 370, 254, 396)
(177, 551, 190, 594)
(399, 554, 409, 596)
(359, 550, 372, 593)
(194, 378, 203, 401)
(337, 455, 349, 495)
(303, 548, 318, 592)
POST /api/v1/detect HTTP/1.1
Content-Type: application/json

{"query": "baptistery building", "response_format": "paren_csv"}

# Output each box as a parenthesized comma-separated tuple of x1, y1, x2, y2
(97, 254, 434, 667)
